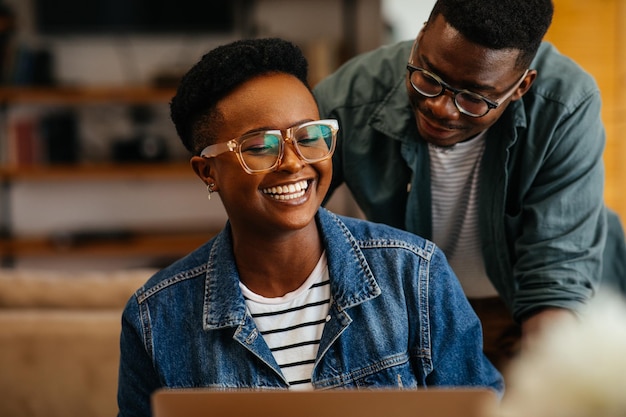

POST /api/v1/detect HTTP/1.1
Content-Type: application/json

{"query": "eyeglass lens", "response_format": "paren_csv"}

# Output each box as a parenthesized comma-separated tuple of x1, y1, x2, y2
(239, 123, 334, 172)
(410, 69, 489, 117)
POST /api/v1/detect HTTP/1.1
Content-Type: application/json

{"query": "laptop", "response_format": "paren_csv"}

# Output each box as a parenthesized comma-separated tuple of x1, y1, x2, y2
(151, 388, 498, 417)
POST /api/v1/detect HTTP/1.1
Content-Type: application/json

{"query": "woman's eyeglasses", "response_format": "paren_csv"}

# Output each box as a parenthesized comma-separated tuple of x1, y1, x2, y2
(200, 119, 338, 174)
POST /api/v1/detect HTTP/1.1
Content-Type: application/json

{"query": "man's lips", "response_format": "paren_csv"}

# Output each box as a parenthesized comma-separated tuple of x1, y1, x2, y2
(418, 112, 464, 143)
(420, 114, 454, 133)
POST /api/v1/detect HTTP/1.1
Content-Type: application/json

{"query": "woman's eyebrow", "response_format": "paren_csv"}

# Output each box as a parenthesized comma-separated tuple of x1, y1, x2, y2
(241, 119, 314, 135)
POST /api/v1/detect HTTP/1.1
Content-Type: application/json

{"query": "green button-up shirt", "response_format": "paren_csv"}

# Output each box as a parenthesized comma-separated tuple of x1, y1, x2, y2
(314, 41, 608, 321)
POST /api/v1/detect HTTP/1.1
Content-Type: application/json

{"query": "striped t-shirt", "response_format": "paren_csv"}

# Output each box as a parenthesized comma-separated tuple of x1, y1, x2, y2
(429, 131, 497, 298)
(239, 252, 331, 390)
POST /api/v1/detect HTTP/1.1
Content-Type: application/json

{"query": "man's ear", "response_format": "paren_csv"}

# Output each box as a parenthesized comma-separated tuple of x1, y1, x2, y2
(190, 155, 215, 186)
(512, 69, 537, 101)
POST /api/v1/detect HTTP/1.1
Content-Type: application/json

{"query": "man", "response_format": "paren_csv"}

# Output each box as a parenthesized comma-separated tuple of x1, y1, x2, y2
(314, 0, 621, 370)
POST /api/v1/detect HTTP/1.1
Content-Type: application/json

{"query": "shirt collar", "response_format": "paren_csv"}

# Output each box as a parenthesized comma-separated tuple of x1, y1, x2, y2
(202, 209, 381, 330)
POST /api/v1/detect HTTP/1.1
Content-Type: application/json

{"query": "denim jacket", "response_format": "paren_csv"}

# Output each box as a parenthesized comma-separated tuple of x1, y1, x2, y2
(314, 41, 611, 321)
(117, 208, 503, 417)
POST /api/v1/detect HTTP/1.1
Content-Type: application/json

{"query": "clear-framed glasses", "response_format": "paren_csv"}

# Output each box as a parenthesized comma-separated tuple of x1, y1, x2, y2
(406, 64, 529, 117)
(199, 119, 338, 174)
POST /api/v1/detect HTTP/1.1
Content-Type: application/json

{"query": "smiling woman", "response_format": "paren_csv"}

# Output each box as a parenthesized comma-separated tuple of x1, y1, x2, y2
(116, 37, 502, 417)
(191, 71, 333, 244)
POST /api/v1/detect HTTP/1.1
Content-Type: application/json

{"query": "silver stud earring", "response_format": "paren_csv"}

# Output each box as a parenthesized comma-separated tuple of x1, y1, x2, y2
(207, 183, 215, 200)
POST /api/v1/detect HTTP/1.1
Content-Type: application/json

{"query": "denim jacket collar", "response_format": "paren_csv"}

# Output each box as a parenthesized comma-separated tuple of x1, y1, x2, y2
(202, 208, 382, 331)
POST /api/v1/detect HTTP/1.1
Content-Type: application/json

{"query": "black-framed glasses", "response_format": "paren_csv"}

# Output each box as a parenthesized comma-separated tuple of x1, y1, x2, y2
(199, 119, 338, 174)
(406, 64, 529, 117)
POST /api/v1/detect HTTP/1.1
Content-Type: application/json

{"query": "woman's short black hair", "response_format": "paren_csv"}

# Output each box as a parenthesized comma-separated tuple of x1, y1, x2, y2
(428, 0, 554, 68)
(170, 38, 309, 154)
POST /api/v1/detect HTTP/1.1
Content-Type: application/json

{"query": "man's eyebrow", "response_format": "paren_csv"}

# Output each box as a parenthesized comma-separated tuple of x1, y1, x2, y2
(420, 54, 497, 93)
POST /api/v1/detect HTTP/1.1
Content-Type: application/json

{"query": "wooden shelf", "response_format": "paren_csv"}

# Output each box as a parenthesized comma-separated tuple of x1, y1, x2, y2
(0, 162, 195, 181)
(0, 86, 177, 105)
(0, 230, 218, 259)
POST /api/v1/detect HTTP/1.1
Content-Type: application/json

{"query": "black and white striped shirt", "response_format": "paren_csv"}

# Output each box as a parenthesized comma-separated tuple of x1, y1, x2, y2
(240, 253, 331, 390)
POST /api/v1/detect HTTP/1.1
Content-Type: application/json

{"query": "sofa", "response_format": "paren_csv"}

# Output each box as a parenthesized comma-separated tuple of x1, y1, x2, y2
(0, 268, 155, 417)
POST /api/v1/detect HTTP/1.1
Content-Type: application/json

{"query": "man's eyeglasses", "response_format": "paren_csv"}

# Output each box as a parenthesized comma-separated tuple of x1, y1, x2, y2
(199, 119, 338, 174)
(406, 64, 529, 118)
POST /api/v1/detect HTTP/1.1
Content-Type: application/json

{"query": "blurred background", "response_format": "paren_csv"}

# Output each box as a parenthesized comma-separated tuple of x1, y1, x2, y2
(0, 0, 623, 272)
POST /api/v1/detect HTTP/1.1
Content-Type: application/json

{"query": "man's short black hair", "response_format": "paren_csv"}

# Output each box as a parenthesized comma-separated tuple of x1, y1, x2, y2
(428, 0, 554, 68)
(170, 38, 309, 154)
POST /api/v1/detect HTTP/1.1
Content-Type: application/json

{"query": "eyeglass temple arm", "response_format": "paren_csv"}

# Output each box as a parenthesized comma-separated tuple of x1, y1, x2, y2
(200, 141, 236, 158)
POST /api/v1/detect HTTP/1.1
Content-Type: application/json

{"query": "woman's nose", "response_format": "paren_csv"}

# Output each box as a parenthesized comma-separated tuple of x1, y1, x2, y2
(277, 140, 305, 172)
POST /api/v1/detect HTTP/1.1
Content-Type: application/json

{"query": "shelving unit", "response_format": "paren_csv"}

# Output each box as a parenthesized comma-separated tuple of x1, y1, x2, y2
(0, 86, 177, 104)
(1, 230, 214, 259)
(0, 161, 191, 181)
(0, 86, 219, 267)
(0, 0, 385, 269)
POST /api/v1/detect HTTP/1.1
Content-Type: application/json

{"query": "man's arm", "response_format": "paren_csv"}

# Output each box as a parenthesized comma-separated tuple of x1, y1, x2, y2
(510, 86, 606, 321)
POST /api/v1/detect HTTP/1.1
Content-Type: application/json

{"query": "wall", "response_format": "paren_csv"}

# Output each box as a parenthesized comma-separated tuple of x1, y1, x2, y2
(4, 0, 383, 86)
(544, 0, 625, 222)
(382, 0, 435, 42)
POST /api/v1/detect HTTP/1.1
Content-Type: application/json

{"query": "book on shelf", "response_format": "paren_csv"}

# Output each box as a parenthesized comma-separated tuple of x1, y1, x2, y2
(3, 108, 79, 167)
(6, 112, 42, 166)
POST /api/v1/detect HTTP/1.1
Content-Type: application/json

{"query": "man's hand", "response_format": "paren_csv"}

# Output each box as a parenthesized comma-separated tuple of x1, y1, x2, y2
(521, 308, 576, 348)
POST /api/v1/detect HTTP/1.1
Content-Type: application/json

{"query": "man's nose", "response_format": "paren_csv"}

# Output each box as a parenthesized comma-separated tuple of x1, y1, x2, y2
(426, 89, 460, 118)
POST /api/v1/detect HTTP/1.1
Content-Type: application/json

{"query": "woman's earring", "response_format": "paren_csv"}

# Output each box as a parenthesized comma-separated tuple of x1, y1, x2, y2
(207, 183, 216, 200)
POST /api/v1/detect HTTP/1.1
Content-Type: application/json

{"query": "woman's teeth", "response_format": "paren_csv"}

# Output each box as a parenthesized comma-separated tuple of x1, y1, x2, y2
(262, 180, 309, 200)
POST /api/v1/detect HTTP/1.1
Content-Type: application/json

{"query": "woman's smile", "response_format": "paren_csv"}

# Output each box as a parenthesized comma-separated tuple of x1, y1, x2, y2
(261, 179, 311, 201)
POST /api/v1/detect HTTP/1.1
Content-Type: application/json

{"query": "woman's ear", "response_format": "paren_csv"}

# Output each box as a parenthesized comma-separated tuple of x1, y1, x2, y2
(190, 156, 215, 186)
